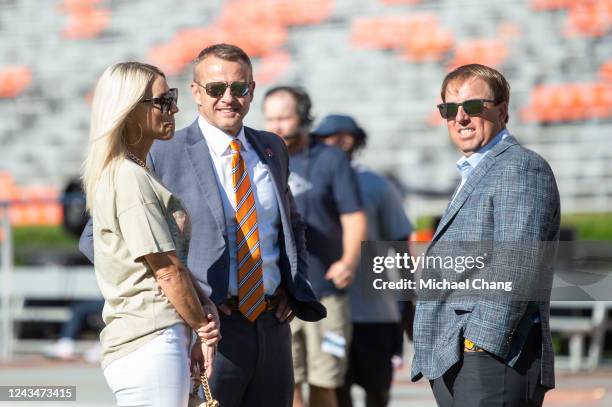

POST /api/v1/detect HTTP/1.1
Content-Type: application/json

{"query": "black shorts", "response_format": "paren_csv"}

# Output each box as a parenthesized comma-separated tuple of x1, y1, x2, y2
(344, 322, 403, 391)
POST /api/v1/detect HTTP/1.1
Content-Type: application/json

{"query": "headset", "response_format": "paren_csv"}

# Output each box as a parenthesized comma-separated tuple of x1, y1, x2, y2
(264, 85, 313, 138)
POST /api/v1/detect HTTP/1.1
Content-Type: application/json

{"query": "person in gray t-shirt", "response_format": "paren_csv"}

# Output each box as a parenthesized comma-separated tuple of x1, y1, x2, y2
(314, 114, 412, 407)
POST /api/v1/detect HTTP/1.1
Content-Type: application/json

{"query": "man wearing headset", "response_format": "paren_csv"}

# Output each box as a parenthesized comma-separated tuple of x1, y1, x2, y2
(263, 87, 367, 407)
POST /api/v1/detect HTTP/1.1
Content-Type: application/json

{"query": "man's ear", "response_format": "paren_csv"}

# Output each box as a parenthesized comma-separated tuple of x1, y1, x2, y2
(249, 81, 256, 101)
(499, 101, 509, 123)
(190, 82, 202, 106)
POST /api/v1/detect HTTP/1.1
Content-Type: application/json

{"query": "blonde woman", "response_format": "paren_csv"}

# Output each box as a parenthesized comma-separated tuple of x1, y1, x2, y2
(82, 62, 220, 407)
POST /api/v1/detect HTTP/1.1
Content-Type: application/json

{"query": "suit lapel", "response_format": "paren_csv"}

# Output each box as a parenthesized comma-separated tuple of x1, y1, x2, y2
(433, 135, 518, 241)
(184, 121, 227, 235)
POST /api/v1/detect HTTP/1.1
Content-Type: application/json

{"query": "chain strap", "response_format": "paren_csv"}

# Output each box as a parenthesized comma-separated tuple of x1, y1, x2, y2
(192, 372, 219, 407)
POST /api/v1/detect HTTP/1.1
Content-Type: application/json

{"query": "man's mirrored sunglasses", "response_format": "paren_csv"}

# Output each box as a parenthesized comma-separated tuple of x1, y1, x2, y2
(437, 99, 496, 119)
(141, 88, 178, 113)
(195, 81, 252, 98)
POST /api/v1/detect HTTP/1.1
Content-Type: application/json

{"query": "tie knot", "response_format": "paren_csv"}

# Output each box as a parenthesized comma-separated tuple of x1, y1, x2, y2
(229, 139, 242, 153)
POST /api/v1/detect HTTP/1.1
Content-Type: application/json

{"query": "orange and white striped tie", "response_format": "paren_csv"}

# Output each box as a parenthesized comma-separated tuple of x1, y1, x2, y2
(230, 139, 265, 322)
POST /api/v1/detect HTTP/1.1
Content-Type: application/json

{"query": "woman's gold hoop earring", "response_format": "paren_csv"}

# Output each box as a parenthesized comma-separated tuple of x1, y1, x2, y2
(126, 124, 144, 146)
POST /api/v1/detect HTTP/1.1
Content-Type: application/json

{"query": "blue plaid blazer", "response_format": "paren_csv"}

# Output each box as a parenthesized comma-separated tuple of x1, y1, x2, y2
(411, 135, 560, 389)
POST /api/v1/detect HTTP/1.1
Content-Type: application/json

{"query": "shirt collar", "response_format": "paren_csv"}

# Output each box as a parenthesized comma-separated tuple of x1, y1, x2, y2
(456, 128, 510, 173)
(198, 115, 248, 157)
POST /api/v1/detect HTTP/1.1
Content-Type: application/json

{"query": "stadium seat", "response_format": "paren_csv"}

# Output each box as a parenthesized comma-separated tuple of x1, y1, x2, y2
(254, 51, 292, 85)
(220, 0, 333, 27)
(61, 7, 110, 39)
(401, 28, 454, 62)
(12, 186, 61, 226)
(352, 13, 452, 59)
(522, 83, 612, 123)
(497, 22, 523, 40)
(529, 0, 573, 11)
(600, 60, 612, 82)
(147, 43, 189, 76)
(564, 1, 612, 37)
(0, 172, 16, 201)
(0, 66, 32, 99)
(448, 39, 508, 69)
(379, 0, 422, 4)
(56, 0, 101, 12)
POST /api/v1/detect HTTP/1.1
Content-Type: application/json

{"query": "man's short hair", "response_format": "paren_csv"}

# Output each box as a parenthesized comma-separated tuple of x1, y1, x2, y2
(192, 43, 253, 80)
(440, 64, 510, 123)
(264, 86, 313, 129)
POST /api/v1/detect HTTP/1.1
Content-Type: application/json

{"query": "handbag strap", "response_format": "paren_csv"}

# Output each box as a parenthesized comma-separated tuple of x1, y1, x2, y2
(200, 373, 214, 402)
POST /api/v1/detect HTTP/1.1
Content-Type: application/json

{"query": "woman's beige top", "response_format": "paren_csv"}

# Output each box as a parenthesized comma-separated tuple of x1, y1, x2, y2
(93, 159, 191, 369)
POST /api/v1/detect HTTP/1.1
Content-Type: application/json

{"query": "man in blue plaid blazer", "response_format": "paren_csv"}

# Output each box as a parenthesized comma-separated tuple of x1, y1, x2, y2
(412, 64, 560, 407)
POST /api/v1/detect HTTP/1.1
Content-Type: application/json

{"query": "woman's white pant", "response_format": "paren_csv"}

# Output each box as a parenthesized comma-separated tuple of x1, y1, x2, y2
(103, 324, 191, 407)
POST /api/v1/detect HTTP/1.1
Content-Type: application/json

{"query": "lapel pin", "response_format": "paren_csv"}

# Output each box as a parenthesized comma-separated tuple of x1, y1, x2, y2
(265, 148, 274, 157)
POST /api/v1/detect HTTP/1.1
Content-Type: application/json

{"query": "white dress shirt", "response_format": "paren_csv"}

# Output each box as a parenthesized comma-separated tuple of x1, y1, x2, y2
(198, 116, 281, 296)
(451, 128, 511, 202)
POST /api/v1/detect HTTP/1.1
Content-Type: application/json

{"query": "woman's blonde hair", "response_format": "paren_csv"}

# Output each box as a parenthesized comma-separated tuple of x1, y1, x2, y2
(81, 62, 164, 213)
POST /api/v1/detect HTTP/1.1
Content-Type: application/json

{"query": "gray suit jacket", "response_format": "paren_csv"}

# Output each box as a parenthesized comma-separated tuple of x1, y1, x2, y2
(80, 120, 325, 322)
(411, 135, 560, 388)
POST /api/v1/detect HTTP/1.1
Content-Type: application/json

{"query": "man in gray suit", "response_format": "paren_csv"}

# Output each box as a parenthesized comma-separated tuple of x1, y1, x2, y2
(81, 44, 325, 407)
(411, 64, 560, 407)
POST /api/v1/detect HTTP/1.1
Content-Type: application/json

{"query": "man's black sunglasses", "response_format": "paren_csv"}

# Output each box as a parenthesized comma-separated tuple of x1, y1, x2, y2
(194, 81, 252, 98)
(141, 88, 178, 113)
(437, 99, 496, 119)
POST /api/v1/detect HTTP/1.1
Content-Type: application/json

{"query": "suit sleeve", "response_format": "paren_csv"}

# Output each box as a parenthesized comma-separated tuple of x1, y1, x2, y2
(78, 217, 94, 264)
(281, 144, 308, 278)
(464, 160, 560, 357)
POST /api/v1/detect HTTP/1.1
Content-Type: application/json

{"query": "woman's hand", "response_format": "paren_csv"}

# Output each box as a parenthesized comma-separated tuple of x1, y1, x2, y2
(196, 300, 221, 345)
(190, 339, 217, 379)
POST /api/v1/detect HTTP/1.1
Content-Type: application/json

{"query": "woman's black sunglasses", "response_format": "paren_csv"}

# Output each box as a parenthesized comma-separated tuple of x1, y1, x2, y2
(141, 88, 178, 113)
(437, 98, 496, 119)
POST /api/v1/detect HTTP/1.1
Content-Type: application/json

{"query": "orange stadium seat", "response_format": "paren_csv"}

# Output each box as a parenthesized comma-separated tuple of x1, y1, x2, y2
(254, 51, 292, 85)
(0, 66, 32, 98)
(448, 39, 508, 70)
(497, 22, 523, 40)
(147, 43, 188, 76)
(208, 25, 288, 58)
(564, 0, 612, 37)
(11, 186, 62, 226)
(352, 13, 451, 56)
(379, 0, 422, 4)
(220, 0, 334, 27)
(402, 28, 454, 62)
(522, 83, 612, 123)
(56, 0, 101, 12)
(0, 172, 17, 201)
(590, 83, 612, 119)
(61, 7, 111, 39)
(0, 176, 62, 227)
(600, 60, 612, 81)
(529, 0, 573, 11)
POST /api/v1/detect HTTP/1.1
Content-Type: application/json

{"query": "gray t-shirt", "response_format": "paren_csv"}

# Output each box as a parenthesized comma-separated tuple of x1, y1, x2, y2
(93, 160, 189, 368)
(349, 163, 412, 322)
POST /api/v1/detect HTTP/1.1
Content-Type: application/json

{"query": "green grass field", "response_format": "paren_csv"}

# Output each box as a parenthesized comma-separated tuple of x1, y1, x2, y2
(7, 213, 612, 261)
(415, 213, 612, 240)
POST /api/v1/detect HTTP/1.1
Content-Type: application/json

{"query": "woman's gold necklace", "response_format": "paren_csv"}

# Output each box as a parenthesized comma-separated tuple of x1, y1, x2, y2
(126, 150, 150, 172)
